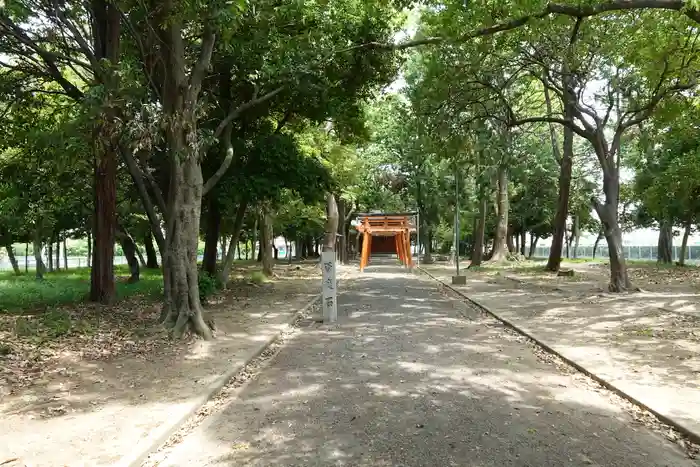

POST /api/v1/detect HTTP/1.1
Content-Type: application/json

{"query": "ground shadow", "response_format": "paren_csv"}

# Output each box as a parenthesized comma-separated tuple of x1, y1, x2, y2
(155, 264, 693, 466)
(420, 263, 700, 441)
(0, 261, 323, 466)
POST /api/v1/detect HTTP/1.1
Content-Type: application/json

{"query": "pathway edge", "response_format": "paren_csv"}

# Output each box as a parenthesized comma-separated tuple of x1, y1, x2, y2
(418, 267, 700, 446)
(117, 292, 323, 467)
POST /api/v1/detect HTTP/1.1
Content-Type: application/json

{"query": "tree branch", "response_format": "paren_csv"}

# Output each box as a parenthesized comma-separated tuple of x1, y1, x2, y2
(542, 73, 562, 165)
(351, 1, 700, 51)
(49, 0, 98, 69)
(344, 202, 356, 223)
(211, 85, 285, 141)
(188, 21, 216, 102)
(203, 123, 234, 195)
(119, 146, 166, 252)
(511, 116, 590, 139)
(0, 14, 85, 100)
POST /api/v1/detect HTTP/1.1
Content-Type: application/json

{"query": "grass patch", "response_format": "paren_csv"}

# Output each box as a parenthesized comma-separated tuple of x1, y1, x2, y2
(0, 266, 163, 314)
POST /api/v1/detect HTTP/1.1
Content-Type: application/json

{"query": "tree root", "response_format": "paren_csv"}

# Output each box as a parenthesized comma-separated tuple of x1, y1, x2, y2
(161, 309, 214, 340)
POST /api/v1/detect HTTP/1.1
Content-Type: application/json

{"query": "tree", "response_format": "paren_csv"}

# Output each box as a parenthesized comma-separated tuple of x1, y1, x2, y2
(503, 14, 698, 290)
(1, 0, 124, 302)
(633, 99, 700, 265)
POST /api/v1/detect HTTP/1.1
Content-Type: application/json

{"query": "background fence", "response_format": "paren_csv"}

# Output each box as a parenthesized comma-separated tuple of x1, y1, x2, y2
(5, 245, 700, 271)
(532, 245, 700, 263)
(0, 255, 130, 272)
(0, 254, 244, 272)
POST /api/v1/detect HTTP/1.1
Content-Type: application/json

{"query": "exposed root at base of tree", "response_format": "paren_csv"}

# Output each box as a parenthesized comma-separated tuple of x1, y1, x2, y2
(141, 301, 319, 467)
(438, 285, 700, 460)
(607, 282, 638, 293)
(161, 310, 214, 340)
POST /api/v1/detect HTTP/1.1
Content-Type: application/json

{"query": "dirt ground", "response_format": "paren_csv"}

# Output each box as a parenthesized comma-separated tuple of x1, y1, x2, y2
(0, 262, 321, 467)
(421, 261, 700, 442)
(502, 260, 700, 316)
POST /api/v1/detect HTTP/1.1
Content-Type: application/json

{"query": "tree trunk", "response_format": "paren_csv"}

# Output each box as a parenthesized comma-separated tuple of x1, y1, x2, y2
(219, 201, 249, 284)
(237, 241, 241, 260)
(490, 165, 509, 262)
(657, 222, 673, 264)
(55, 237, 60, 271)
(514, 232, 520, 255)
(33, 230, 44, 280)
(251, 218, 258, 262)
(593, 171, 631, 292)
(571, 215, 580, 259)
(135, 244, 146, 267)
(220, 235, 228, 261)
(528, 235, 539, 259)
(592, 232, 603, 259)
(520, 231, 526, 256)
(679, 221, 691, 266)
(546, 133, 573, 271)
(5, 245, 20, 275)
(90, 144, 118, 303)
(160, 140, 212, 339)
(337, 198, 346, 263)
(83, 0, 120, 304)
(470, 196, 487, 267)
(48, 241, 54, 272)
(324, 194, 339, 252)
(87, 229, 92, 268)
(507, 228, 516, 254)
(63, 237, 68, 270)
(343, 217, 353, 264)
(545, 70, 574, 272)
(201, 197, 222, 276)
(116, 225, 140, 283)
(146, 0, 220, 340)
(144, 231, 160, 268)
(260, 205, 274, 277)
(25, 242, 29, 273)
(423, 226, 434, 264)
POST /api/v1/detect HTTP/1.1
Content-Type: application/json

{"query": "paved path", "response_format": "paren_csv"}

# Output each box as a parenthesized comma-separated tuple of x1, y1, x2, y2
(424, 264, 700, 442)
(154, 264, 694, 466)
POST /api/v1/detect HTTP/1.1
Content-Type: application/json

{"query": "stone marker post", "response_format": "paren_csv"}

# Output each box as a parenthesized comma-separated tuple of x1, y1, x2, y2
(322, 193, 339, 323)
(321, 250, 337, 323)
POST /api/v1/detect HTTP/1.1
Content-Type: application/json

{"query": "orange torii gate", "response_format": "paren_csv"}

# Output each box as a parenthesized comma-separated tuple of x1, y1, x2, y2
(355, 213, 416, 272)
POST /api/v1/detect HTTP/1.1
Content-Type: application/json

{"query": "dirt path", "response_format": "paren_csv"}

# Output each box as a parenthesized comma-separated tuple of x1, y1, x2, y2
(422, 263, 700, 447)
(0, 264, 321, 467)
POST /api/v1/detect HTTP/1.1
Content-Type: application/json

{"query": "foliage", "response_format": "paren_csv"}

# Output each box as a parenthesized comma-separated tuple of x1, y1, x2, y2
(198, 272, 222, 303)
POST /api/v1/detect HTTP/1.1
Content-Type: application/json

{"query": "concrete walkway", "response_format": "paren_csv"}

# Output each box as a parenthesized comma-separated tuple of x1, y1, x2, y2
(153, 264, 694, 466)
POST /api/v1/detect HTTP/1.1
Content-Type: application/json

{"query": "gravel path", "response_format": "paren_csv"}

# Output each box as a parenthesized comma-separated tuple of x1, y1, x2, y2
(153, 264, 695, 466)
